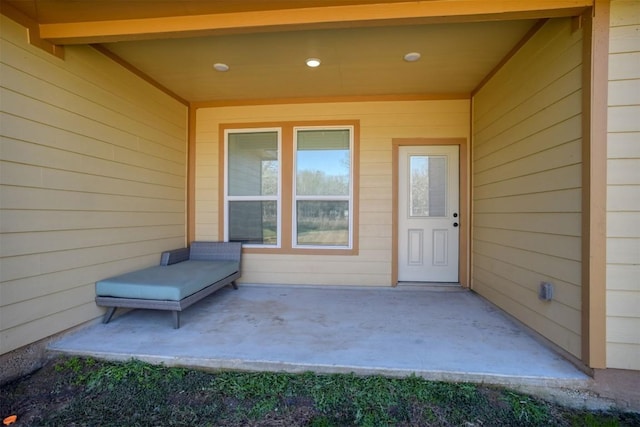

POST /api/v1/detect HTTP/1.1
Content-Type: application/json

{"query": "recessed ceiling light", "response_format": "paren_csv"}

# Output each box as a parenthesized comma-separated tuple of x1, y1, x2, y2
(403, 52, 421, 62)
(306, 58, 321, 68)
(213, 63, 230, 72)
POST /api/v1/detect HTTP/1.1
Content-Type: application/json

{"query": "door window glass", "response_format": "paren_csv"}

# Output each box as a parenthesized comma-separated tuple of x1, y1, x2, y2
(409, 155, 447, 217)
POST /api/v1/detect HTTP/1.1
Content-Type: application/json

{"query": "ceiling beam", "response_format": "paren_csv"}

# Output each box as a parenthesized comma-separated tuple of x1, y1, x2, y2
(38, 0, 593, 44)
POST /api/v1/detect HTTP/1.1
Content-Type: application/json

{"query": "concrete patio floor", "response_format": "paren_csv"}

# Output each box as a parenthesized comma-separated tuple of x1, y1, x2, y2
(44, 283, 621, 411)
(48, 284, 595, 397)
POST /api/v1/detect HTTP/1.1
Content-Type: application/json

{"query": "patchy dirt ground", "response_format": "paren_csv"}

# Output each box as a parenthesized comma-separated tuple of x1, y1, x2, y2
(6, 358, 325, 427)
(2, 356, 639, 427)
(1, 360, 80, 426)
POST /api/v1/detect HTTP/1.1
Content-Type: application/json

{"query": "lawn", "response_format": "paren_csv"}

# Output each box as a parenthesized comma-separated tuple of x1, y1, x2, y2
(1, 356, 638, 426)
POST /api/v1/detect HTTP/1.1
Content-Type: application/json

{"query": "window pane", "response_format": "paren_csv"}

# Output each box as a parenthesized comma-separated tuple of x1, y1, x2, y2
(229, 201, 277, 245)
(228, 132, 278, 196)
(296, 201, 349, 246)
(296, 130, 350, 196)
(410, 155, 447, 217)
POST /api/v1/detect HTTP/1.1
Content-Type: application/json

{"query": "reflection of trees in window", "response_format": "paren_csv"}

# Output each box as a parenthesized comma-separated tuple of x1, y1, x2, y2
(410, 157, 429, 217)
(296, 169, 349, 196)
(295, 129, 352, 247)
(410, 155, 446, 217)
(297, 200, 349, 246)
(261, 160, 278, 195)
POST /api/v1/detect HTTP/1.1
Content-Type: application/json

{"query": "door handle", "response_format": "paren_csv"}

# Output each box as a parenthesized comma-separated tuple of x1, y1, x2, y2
(453, 222, 459, 227)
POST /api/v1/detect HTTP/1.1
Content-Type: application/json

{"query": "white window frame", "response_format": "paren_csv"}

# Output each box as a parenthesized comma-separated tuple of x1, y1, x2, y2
(292, 126, 354, 250)
(224, 127, 282, 248)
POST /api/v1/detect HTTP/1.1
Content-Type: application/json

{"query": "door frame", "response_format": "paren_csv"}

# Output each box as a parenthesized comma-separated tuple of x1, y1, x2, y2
(392, 138, 469, 287)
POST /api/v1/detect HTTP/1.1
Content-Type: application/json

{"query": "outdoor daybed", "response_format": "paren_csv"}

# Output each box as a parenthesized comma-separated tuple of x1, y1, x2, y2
(95, 241, 242, 328)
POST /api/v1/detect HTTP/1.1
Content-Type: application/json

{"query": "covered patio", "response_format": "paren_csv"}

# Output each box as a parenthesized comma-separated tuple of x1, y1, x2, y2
(48, 284, 592, 403)
(1, 0, 638, 413)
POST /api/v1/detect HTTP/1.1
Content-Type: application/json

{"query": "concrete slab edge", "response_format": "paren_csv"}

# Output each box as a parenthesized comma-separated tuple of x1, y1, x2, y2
(48, 347, 618, 412)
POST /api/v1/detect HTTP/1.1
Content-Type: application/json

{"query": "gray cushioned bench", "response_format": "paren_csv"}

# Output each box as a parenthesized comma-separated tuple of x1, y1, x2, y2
(95, 241, 241, 328)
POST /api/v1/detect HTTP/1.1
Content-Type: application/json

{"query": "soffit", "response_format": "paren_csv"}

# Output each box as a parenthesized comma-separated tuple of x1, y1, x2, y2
(1, 0, 590, 104)
(102, 20, 537, 103)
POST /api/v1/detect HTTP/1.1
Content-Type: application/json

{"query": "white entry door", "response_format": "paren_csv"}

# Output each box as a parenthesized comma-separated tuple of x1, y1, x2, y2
(398, 145, 459, 282)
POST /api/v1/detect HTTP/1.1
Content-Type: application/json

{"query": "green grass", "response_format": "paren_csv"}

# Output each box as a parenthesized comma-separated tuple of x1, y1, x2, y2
(2, 357, 638, 426)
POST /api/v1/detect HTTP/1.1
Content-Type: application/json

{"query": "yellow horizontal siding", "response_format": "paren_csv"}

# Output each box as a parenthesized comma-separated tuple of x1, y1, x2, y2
(195, 100, 469, 285)
(606, 0, 640, 370)
(474, 91, 582, 163)
(607, 264, 640, 292)
(244, 259, 391, 276)
(474, 19, 582, 128)
(608, 290, 640, 318)
(474, 227, 581, 262)
(610, 0, 640, 26)
(1, 130, 183, 186)
(0, 62, 184, 148)
(0, 15, 187, 355)
(474, 115, 582, 174)
(607, 317, 640, 345)
(0, 301, 101, 355)
(474, 212, 581, 236)
(608, 238, 640, 266)
(608, 52, 640, 81)
(1, 30, 185, 130)
(1, 186, 185, 213)
(606, 343, 640, 371)
(471, 18, 583, 358)
(608, 25, 639, 59)
(0, 210, 184, 233)
(608, 79, 640, 106)
(1, 238, 184, 286)
(239, 272, 391, 287)
(1, 162, 184, 200)
(605, 212, 640, 238)
(607, 159, 640, 185)
(1, 283, 96, 330)
(474, 46, 582, 142)
(473, 266, 581, 336)
(1, 226, 184, 263)
(474, 164, 582, 200)
(607, 186, 640, 211)
(473, 240, 582, 286)
(473, 267, 581, 357)
(473, 253, 581, 309)
(474, 139, 582, 187)
(1, 250, 172, 306)
(608, 105, 640, 132)
(473, 188, 582, 213)
(608, 132, 640, 158)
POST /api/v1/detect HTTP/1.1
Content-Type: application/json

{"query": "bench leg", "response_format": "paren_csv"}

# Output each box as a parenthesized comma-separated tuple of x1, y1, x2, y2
(103, 307, 117, 324)
(231, 281, 238, 290)
(173, 311, 180, 329)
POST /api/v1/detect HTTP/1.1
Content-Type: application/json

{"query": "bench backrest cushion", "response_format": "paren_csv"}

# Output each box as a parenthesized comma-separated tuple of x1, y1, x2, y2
(190, 241, 242, 263)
